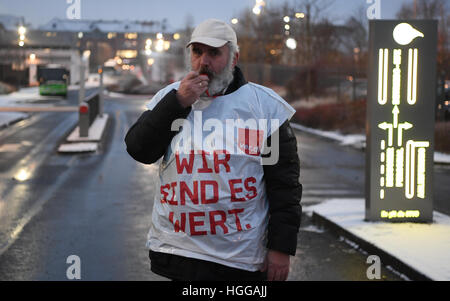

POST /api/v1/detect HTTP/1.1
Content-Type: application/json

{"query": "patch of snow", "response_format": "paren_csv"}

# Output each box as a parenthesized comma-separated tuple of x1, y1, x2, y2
(67, 114, 108, 142)
(300, 224, 325, 233)
(0, 112, 29, 128)
(291, 122, 450, 164)
(434, 152, 450, 164)
(58, 142, 98, 153)
(310, 198, 450, 281)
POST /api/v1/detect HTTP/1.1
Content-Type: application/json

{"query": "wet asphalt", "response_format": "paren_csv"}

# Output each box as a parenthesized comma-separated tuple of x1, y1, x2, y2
(1, 92, 448, 281)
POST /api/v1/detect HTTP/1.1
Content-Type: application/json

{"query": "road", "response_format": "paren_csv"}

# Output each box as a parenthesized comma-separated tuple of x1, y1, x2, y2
(0, 90, 448, 281)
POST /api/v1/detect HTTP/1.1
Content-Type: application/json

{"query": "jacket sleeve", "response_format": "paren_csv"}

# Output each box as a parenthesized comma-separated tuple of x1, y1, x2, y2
(124, 89, 191, 164)
(263, 120, 302, 256)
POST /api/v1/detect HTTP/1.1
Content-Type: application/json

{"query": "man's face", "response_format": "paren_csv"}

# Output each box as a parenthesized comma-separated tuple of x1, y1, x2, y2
(189, 42, 238, 96)
(190, 43, 231, 79)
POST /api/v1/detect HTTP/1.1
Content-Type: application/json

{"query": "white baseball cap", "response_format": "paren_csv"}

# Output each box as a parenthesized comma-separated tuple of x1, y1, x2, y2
(186, 19, 237, 48)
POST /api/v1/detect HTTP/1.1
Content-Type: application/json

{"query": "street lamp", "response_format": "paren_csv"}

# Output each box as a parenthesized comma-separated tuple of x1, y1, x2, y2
(252, 6, 261, 15)
(18, 25, 26, 47)
(286, 38, 297, 50)
(252, 0, 265, 15)
(145, 38, 153, 55)
(153, 32, 170, 52)
(18, 26, 26, 35)
(282, 12, 306, 37)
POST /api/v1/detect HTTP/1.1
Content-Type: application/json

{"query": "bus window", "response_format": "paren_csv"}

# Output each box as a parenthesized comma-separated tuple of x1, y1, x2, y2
(38, 66, 69, 97)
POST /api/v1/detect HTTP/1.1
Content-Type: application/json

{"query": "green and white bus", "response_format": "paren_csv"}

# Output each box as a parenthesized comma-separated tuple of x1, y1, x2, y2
(38, 65, 69, 97)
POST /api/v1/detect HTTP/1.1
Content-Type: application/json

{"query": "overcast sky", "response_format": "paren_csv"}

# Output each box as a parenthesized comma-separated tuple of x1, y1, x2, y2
(0, 0, 408, 30)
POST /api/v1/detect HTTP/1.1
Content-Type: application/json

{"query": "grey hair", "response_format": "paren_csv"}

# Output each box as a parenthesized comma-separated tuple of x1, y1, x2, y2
(229, 41, 240, 53)
(227, 41, 240, 63)
(185, 42, 240, 70)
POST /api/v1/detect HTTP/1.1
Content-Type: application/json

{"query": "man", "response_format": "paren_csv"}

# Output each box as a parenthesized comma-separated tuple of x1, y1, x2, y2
(125, 19, 302, 281)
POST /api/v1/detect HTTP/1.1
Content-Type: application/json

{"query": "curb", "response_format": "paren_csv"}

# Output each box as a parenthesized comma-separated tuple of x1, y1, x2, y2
(0, 114, 30, 130)
(311, 210, 432, 281)
(58, 114, 109, 153)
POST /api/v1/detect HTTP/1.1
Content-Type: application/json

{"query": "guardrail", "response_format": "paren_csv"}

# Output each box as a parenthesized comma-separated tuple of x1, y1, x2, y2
(78, 65, 105, 137)
(79, 90, 102, 137)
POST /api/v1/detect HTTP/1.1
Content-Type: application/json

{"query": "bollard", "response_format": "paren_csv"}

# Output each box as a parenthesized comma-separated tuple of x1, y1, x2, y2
(79, 102, 89, 137)
(98, 65, 104, 117)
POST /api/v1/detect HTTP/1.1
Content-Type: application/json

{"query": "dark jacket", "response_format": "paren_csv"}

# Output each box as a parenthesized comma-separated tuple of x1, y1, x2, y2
(125, 67, 302, 276)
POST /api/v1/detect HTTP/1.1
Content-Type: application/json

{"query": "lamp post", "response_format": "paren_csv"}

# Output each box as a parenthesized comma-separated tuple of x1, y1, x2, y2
(282, 12, 306, 68)
(18, 25, 26, 47)
(252, 0, 265, 15)
(352, 47, 360, 101)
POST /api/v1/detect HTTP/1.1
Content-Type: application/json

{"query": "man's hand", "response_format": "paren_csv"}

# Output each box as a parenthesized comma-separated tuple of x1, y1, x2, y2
(261, 250, 290, 281)
(176, 71, 209, 108)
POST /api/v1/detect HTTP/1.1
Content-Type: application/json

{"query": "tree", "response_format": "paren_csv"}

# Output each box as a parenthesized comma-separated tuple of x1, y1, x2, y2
(396, 0, 450, 119)
(396, 0, 449, 83)
(396, 0, 446, 19)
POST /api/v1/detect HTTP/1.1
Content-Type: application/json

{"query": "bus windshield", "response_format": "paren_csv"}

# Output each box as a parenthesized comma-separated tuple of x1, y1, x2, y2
(38, 67, 69, 97)
(39, 68, 69, 82)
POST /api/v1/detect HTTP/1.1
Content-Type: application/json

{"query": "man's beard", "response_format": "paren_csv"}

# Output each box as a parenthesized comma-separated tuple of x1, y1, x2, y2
(195, 59, 234, 97)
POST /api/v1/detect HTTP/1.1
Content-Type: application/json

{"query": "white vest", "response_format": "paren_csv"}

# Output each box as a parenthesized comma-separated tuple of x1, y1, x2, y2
(146, 81, 295, 271)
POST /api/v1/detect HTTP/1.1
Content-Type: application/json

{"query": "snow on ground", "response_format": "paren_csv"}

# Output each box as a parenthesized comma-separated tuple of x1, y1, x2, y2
(0, 87, 50, 106)
(67, 114, 109, 142)
(435, 152, 450, 164)
(0, 87, 63, 129)
(0, 112, 29, 129)
(291, 122, 366, 149)
(68, 73, 102, 91)
(290, 122, 450, 164)
(58, 142, 98, 153)
(0, 74, 101, 129)
(308, 198, 450, 281)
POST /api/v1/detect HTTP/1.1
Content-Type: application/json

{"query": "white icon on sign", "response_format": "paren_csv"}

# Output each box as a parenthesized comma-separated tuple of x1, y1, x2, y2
(377, 47, 430, 201)
(393, 23, 424, 45)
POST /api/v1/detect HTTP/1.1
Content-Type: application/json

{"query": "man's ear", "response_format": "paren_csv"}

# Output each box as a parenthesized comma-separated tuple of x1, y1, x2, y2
(232, 52, 239, 68)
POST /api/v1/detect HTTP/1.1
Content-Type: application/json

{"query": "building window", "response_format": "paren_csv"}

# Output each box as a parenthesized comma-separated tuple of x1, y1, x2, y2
(124, 32, 138, 39)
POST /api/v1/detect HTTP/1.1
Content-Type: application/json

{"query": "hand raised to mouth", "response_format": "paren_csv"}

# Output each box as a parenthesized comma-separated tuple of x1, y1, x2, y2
(176, 71, 210, 108)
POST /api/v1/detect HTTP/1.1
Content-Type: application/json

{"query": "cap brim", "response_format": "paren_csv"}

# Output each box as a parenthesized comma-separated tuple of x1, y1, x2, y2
(186, 37, 228, 48)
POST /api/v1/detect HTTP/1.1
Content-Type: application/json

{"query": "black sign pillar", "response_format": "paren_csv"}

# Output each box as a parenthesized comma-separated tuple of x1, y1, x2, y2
(366, 20, 437, 222)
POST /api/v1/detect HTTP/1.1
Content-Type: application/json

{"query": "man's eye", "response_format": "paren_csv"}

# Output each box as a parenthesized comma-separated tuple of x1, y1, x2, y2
(193, 48, 202, 55)
(209, 50, 219, 56)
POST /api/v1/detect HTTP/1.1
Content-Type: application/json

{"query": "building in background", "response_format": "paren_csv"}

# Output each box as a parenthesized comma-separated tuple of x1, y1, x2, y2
(0, 15, 183, 87)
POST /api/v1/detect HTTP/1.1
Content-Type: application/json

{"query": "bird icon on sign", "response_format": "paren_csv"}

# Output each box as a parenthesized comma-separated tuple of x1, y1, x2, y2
(393, 23, 424, 45)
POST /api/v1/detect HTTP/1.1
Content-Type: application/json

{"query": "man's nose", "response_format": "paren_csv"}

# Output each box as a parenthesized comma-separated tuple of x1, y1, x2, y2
(199, 53, 210, 66)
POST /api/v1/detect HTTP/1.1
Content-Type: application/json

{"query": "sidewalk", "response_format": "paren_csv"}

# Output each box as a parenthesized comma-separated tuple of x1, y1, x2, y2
(0, 112, 29, 129)
(308, 198, 450, 281)
(0, 87, 41, 128)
